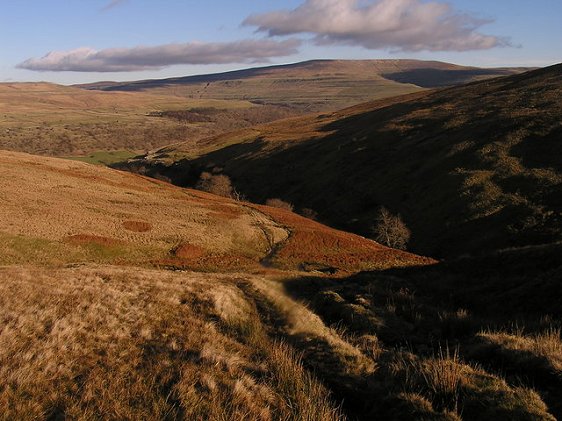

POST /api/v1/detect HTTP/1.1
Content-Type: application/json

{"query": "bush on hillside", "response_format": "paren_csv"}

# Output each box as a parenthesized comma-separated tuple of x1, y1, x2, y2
(266, 198, 294, 211)
(196, 172, 234, 198)
(300, 208, 319, 220)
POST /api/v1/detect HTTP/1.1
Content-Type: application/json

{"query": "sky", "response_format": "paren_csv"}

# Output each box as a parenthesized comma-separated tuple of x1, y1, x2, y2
(1, 0, 561, 85)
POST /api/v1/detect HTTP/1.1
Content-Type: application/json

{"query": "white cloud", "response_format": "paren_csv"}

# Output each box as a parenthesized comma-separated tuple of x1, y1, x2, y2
(243, 0, 509, 52)
(17, 39, 302, 72)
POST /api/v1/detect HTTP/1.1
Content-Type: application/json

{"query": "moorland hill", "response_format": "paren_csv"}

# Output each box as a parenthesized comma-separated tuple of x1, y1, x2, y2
(1, 150, 560, 420)
(126, 63, 562, 258)
(81, 59, 528, 112)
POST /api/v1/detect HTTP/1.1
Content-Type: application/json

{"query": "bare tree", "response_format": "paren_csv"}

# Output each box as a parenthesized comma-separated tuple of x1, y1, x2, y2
(371, 207, 411, 250)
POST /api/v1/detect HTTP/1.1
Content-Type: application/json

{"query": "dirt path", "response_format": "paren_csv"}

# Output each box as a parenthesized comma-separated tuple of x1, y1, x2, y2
(231, 275, 377, 420)
(239, 204, 292, 266)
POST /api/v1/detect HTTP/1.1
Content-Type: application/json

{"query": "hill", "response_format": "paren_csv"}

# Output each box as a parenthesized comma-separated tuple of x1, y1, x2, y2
(0, 83, 299, 158)
(1, 150, 560, 420)
(0, 150, 429, 272)
(1, 61, 528, 159)
(123, 63, 562, 258)
(79, 59, 529, 112)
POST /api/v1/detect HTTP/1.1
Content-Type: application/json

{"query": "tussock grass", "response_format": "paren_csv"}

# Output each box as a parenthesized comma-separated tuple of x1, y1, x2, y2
(389, 347, 463, 414)
(477, 327, 562, 375)
(386, 347, 555, 420)
(283, 260, 561, 420)
(0, 266, 343, 421)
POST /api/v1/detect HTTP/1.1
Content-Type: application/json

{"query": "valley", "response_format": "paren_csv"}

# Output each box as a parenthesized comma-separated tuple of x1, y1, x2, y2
(1, 58, 560, 420)
(125, 64, 562, 258)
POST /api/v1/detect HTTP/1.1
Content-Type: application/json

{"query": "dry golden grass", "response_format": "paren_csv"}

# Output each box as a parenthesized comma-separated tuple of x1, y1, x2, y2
(478, 327, 562, 375)
(0, 151, 274, 269)
(385, 348, 555, 420)
(0, 265, 344, 420)
(0, 150, 430, 273)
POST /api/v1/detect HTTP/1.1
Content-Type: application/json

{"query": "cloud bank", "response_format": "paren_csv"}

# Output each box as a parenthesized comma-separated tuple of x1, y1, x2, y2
(17, 39, 302, 72)
(244, 0, 508, 52)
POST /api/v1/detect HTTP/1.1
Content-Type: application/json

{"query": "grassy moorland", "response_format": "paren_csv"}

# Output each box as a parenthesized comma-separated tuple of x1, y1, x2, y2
(125, 63, 562, 259)
(1, 60, 527, 159)
(0, 150, 427, 420)
(1, 59, 559, 420)
(1, 150, 559, 419)
(1, 150, 433, 272)
(0, 83, 299, 157)
(82, 59, 527, 112)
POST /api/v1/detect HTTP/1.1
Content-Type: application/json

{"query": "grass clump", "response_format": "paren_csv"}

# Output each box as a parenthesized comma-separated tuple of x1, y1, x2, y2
(476, 326, 562, 376)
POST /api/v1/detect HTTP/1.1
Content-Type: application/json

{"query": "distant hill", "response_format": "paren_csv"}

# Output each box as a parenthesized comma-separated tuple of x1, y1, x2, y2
(0, 82, 298, 157)
(78, 59, 530, 112)
(122, 63, 562, 258)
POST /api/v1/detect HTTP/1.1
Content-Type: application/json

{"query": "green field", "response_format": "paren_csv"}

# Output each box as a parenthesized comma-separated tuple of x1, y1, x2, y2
(65, 150, 140, 165)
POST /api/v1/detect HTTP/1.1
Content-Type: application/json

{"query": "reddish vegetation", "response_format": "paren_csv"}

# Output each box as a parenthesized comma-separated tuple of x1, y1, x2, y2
(172, 243, 206, 259)
(154, 253, 262, 272)
(253, 204, 435, 272)
(209, 203, 246, 220)
(64, 234, 125, 247)
(122, 220, 152, 232)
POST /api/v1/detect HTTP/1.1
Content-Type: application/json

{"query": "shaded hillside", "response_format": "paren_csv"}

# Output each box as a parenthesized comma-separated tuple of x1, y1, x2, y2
(123, 64, 562, 258)
(282, 242, 562, 419)
(79, 60, 528, 112)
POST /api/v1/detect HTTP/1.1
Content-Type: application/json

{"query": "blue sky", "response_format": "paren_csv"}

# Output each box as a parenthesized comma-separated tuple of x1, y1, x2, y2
(1, 0, 560, 84)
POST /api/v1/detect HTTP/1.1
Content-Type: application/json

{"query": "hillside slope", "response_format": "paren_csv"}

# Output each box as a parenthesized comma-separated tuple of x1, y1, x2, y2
(124, 64, 562, 258)
(1, 151, 559, 420)
(0, 150, 430, 272)
(80, 59, 528, 112)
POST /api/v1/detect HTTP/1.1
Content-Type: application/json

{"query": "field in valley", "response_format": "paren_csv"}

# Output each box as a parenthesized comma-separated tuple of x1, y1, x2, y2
(0, 83, 298, 158)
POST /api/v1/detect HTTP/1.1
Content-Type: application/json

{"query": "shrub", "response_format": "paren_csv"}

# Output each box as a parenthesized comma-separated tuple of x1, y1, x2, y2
(265, 198, 294, 211)
(300, 208, 319, 220)
(196, 172, 234, 198)
(371, 206, 411, 250)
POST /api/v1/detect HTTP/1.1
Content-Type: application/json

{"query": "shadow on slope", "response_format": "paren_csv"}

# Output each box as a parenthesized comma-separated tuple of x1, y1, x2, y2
(382, 68, 525, 88)
(122, 64, 562, 258)
(280, 243, 562, 420)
